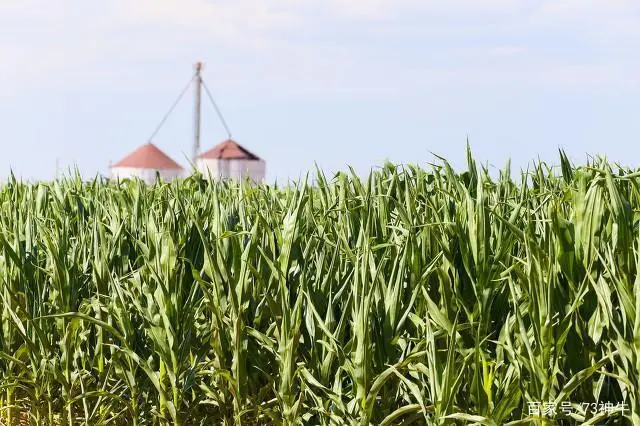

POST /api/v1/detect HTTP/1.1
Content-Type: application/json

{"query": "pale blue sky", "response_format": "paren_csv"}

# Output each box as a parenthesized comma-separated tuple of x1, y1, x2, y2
(1, 0, 639, 183)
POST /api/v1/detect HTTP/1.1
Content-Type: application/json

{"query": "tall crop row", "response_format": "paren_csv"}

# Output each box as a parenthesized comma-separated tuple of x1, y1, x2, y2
(0, 151, 637, 425)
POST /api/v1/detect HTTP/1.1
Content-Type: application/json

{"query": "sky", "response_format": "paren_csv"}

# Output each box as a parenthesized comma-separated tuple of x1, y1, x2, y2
(1, 0, 639, 183)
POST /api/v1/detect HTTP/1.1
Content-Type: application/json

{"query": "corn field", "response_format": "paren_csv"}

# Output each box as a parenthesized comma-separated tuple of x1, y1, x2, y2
(0, 151, 638, 425)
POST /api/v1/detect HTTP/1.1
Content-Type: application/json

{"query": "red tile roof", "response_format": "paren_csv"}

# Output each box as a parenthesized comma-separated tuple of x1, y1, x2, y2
(112, 142, 183, 170)
(198, 139, 261, 160)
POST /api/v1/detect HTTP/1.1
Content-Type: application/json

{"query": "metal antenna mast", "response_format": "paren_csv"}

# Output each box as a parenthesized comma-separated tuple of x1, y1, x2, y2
(193, 62, 203, 165)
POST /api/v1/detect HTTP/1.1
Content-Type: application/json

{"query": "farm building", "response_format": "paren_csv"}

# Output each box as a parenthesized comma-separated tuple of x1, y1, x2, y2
(110, 142, 183, 184)
(110, 63, 266, 184)
(196, 139, 266, 183)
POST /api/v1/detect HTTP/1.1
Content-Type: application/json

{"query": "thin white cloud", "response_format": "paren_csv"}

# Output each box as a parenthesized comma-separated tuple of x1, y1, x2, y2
(0, 0, 638, 99)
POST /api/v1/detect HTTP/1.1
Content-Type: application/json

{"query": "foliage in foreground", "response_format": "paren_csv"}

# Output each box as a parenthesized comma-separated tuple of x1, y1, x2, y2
(0, 150, 638, 425)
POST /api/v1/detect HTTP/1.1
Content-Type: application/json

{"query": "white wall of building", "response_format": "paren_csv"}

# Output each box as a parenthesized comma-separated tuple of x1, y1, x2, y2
(196, 158, 266, 183)
(110, 167, 184, 184)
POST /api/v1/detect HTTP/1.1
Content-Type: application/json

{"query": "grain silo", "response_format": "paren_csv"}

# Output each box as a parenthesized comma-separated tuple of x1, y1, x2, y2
(110, 62, 265, 184)
(196, 139, 265, 183)
(110, 142, 183, 184)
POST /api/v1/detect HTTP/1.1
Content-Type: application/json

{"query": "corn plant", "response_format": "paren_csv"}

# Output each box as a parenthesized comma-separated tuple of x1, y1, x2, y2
(0, 149, 637, 425)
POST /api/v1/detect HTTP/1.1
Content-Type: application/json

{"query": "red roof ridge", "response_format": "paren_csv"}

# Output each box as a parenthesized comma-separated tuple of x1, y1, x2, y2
(112, 142, 183, 170)
(198, 139, 262, 161)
